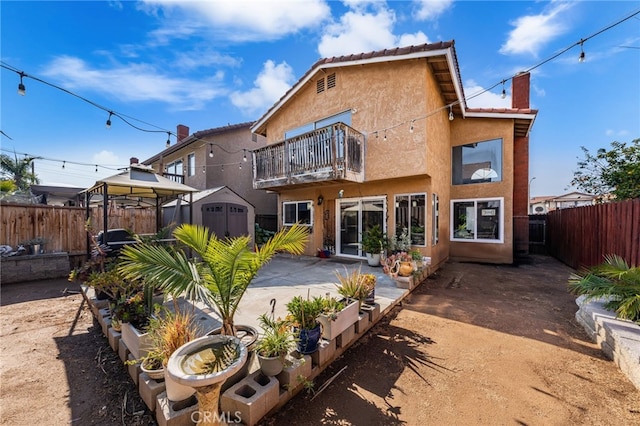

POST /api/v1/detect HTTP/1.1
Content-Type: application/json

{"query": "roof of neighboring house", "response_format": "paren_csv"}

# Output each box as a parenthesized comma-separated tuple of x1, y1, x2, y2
(162, 185, 253, 207)
(251, 41, 466, 136)
(553, 191, 596, 201)
(143, 122, 255, 165)
(530, 196, 556, 204)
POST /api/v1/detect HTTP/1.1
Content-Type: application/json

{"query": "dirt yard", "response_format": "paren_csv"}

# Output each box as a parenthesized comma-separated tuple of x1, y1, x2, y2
(1, 255, 639, 425)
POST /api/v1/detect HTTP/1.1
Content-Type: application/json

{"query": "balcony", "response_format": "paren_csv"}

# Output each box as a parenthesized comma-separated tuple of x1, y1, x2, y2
(252, 123, 365, 190)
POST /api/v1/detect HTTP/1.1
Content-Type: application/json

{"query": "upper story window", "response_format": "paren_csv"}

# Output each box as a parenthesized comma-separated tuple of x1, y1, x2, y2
(187, 153, 196, 177)
(285, 110, 352, 139)
(283, 201, 313, 226)
(395, 193, 426, 246)
(452, 138, 502, 185)
(166, 160, 183, 182)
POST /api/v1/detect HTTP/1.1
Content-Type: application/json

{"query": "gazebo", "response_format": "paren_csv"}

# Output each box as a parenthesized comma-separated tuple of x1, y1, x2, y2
(83, 162, 198, 237)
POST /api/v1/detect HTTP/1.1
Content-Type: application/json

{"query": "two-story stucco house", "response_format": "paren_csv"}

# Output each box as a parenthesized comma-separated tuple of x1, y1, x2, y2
(250, 41, 537, 267)
(143, 122, 277, 237)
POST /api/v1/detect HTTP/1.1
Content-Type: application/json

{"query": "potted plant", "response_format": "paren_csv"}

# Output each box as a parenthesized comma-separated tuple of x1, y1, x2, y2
(255, 313, 297, 376)
(361, 225, 385, 266)
(335, 266, 375, 312)
(317, 293, 359, 340)
(286, 294, 325, 354)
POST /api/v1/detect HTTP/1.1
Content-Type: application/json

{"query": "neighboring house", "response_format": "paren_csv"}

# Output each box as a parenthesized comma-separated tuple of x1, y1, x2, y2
(143, 122, 278, 235)
(250, 41, 537, 266)
(530, 192, 597, 214)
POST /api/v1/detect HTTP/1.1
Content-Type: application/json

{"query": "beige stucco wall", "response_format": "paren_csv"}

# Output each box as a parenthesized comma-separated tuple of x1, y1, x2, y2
(449, 117, 515, 263)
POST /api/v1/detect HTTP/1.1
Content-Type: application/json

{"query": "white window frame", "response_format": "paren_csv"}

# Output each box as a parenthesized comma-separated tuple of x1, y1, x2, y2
(282, 200, 313, 226)
(450, 197, 504, 244)
(187, 153, 196, 176)
(394, 192, 427, 247)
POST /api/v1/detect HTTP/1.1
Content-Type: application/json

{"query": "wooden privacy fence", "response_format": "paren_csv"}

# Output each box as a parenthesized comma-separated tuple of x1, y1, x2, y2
(546, 198, 640, 270)
(0, 203, 157, 256)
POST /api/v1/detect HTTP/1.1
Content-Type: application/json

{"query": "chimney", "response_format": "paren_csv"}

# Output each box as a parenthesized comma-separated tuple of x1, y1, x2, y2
(130, 157, 139, 165)
(177, 124, 189, 143)
(511, 72, 530, 109)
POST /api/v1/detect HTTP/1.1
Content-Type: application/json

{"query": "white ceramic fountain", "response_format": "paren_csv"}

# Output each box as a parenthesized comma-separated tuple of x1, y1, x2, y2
(167, 334, 247, 425)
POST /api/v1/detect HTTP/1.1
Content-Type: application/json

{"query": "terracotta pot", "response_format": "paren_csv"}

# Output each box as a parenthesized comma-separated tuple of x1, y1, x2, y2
(398, 261, 414, 277)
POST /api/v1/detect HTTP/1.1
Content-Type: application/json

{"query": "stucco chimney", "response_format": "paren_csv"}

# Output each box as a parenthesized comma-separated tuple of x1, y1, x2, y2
(512, 72, 530, 109)
(130, 157, 139, 165)
(177, 124, 189, 143)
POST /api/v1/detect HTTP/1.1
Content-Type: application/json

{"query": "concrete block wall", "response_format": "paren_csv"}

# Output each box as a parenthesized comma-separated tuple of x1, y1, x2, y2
(0, 252, 70, 283)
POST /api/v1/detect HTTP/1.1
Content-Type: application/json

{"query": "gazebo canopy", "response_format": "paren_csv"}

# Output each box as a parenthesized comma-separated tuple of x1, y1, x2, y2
(83, 164, 198, 236)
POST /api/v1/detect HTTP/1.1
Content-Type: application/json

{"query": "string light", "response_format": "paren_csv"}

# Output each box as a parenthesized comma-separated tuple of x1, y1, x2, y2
(62, 161, 65, 169)
(243, 150, 247, 162)
(105, 111, 113, 129)
(166, 132, 171, 148)
(209, 144, 214, 158)
(383, 130, 387, 141)
(409, 120, 414, 133)
(501, 80, 506, 99)
(17, 72, 26, 96)
(578, 40, 585, 63)
(202, 165, 205, 174)
(448, 106, 454, 121)
(238, 162, 242, 170)
(95, 165, 98, 172)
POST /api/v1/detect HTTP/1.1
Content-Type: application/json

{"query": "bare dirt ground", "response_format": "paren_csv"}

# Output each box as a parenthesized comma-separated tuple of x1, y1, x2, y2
(1, 255, 639, 426)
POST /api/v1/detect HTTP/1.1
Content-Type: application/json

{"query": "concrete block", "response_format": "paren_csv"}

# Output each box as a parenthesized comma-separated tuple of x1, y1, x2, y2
(220, 370, 279, 426)
(336, 324, 356, 350)
(127, 353, 141, 386)
(361, 303, 381, 324)
(310, 338, 336, 368)
(394, 276, 413, 289)
(108, 328, 121, 352)
(118, 338, 130, 363)
(155, 392, 198, 426)
(101, 317, 111, 337)
(139, 372, 166, 412)
(120, 322, 152, 359)
(355, 312, 370, 334)
(276, 353, 312, 391)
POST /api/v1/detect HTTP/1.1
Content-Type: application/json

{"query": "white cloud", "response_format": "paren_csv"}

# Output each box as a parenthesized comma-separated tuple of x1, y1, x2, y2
(499, 1, 575, 57)
(142, 0, 331, 43)
(317, 4, 429, 58)
(230, 60, 296, 116)
(92, 150, 121, 166)
(41, 56, 227, 110)
(464, 79, 512, 109)
(413, 0, 454, 21)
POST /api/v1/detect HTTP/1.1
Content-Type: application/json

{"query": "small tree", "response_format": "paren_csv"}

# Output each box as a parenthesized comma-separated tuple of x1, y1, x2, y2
(0, 153, 40, 191)
(571, 139, 640, 201)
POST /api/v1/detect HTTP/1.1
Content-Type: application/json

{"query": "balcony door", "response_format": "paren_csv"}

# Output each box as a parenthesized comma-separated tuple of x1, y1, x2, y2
(336, 197, 386, 258)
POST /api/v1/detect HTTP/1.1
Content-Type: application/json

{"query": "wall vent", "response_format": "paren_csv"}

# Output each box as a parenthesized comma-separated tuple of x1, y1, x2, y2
(327, 73, 336, 89)
(316, 78, 325, 94)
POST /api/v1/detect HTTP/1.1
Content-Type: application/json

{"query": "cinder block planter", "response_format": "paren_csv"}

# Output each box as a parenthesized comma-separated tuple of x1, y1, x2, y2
(336, 324, 356, 350)
(139, 372, 166, 412)
(361, 303, 381, 324)
(118, 338, 130, 363)
(220, 370, 279, 426)
(155, 393, 198, 426)
(276, 352, 312, 391)
(317, 298, 359, 340)
(355, 312, 370, 334)
(311, 338, 336, 368)
(127, 353, 141, 386)
(108, 328, 121, 352)
(101, 317, 112, 337)
(120, 322, 152, 360)
(394, 275, 414, 289)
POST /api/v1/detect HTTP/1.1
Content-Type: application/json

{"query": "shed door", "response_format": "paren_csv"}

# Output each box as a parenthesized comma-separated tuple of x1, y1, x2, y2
(202, 203, 247, 238)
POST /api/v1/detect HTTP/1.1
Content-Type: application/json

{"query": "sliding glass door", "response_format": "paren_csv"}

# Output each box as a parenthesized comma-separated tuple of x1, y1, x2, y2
(337, 198, 385, 257)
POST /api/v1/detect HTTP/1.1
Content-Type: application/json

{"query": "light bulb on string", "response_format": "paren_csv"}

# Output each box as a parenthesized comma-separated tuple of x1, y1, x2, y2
(501, 80, 506, 99)
(578, 40, 585, 63)
(62, 161, 65, 169)
(221, 164, 224, 172)
(383, 130, 387, 142)
(243, 150, 247, 162)
(202, 166, 205, 174)
(106, 112, 113, 129)
(166, 132, 171, 148)
(238, 162, 242, 170)
(448, 105, 454, 121)
(409, 120, 414, 133)
(209, 144, 214, 158)
(17, 72, 26, 96)
(95, 165, 98, 172)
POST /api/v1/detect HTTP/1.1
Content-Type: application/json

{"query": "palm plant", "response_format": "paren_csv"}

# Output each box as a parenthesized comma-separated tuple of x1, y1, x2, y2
(0, 153, 40, 191)
(568, 254, 640, 323)
(117, 223, 309, 336)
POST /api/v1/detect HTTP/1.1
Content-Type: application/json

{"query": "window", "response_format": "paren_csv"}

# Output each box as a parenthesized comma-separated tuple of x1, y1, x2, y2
(395, 193, 426, 246)
(432, 193, 439, 245)
(452, 138, 502, 185)
(451, 198, 503, 243)
(166, 160, 183, 182)
(187, 153, 196, 177)
(285, 110, 352, 139)
(283, 201, 313, 226)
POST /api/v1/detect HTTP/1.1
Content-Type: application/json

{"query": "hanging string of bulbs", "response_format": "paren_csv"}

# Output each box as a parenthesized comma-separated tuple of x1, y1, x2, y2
(1, 7, 637, 174)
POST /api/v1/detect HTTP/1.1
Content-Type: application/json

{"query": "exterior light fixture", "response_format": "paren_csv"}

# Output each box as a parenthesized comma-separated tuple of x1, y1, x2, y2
(17, 72, 26, 96)
(338, 189, 344, 199)
(317, 195, 324, 205)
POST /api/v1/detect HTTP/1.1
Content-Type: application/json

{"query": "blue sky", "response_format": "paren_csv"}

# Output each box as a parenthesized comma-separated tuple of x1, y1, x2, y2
(1, 0, 638, 197)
